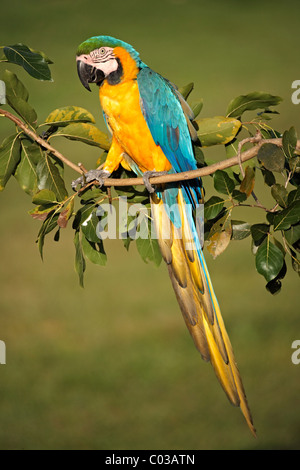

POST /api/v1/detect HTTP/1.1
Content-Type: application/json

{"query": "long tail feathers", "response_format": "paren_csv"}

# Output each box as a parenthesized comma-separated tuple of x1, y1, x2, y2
(151, 189, 256, 437)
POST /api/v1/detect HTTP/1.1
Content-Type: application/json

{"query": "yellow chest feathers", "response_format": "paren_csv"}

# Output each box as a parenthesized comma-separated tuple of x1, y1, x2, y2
(99, 46, 141, 129)
(100, 80, 141, 131)
(98, 48, 171, 172)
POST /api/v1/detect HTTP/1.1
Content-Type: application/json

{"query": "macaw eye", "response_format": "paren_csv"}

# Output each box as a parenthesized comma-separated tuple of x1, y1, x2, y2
(90, 48, 107, 61)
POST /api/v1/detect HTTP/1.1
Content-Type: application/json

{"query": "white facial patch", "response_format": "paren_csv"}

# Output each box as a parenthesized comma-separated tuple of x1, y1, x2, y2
(95, 58, 118, 76)
(90, 47, 114, 62)
(77, 47, 118, 77)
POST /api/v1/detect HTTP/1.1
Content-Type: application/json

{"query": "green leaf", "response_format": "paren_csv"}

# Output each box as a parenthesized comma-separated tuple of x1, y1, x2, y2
(257, 109, 279, 121)
(225, 139, 239, 159)
(3, 44, 52, 81)
(266, 261, 287, 294)
(0, 47, 7, 62)
(291, 250, 300, 276)
(72, 204, 95, 230)
(293, 238, 300, 254)
(79, 186, 105, 202)
(204, 196, 224, 220)
(271, 184, 288, 208)
(226, 92, 282, 118)
(257, 143, 285, 172)
(54, 228, 60, 242)
(51, 122, 111, 150)
(28, 47, 53, 65)
(134, 217, 162, 266)
(193, 146, 205, 166)
(136, 235, 162, 266)
(0, 134, 21, 190)
(240, 166, 255, 197)
(213, 170, 235, 195)
(1, 70, 37, 126)
(288, 187, 300, 205)
(81, 235, 107, 266)
(191, 100, 203, 118)
(32, 188, 57, 205)
(74, 230, 86, 287)
(261, 128, 282, 140)
(266, 211, 276, 225)
(255, 236, 284, 282)
(289, 156, 300, 174)
(282, 127, 297, 160)
(284, 224, 300, 246)
(37, 212, 59, 259)
(231, 189, 247, 202)
(14, 140, 43, 195)
(266, 278, 282, 294)
(250, 223, 270, 246)
(81, 210, 101, 243)
(122, 236, 132, 251)
(1, 69, 28, 100)
(36, 154, 68, 201)
(43, 106, 96, 127)
(178, 82, 194, 100)
(260, 167, 276, 187)
(231, 220, 251, 240)
(273, 200, 300, 231)
(96, 150, 109, 168)
(195, 116, 241, 147)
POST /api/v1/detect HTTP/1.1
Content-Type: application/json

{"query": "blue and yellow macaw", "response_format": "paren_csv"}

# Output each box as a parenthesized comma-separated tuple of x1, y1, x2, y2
(74, 35, 256, 436)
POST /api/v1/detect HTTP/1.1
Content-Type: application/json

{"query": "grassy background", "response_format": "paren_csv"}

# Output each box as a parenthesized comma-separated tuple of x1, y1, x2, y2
(0, 0, 300, 449)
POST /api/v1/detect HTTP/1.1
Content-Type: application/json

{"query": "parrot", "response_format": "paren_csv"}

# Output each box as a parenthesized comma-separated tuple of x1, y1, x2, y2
(73, 35, 256, 437)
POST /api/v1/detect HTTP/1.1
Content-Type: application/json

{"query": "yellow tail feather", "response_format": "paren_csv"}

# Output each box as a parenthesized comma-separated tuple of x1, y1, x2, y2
(151, 190, 256, 437)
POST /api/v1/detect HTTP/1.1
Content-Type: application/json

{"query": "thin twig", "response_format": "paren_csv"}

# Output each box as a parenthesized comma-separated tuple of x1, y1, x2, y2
(78, 162, 88, 173)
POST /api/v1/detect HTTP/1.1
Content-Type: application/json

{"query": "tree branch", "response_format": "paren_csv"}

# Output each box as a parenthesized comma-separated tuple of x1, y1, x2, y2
(103, 137, 299, 188)
(1, 108, 299, 189)
(0, 108, 83, 175)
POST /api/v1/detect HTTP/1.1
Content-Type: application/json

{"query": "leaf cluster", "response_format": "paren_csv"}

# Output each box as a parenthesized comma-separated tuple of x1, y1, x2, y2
(0, 44, 299, 293)
(179, 83, 299, 292)
(200, 117, 300, 294)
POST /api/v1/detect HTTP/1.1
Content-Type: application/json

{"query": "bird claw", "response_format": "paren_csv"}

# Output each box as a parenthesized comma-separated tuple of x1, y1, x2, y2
(72, 169, 111, 191)
(142, 171, 168, 193)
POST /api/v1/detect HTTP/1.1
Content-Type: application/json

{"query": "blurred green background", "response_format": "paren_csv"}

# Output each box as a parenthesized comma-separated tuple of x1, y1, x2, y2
(0, 0, 300, 450)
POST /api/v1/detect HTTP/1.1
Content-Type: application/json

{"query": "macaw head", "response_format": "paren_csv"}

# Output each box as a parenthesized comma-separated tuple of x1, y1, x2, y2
(76, 35, 144, 91)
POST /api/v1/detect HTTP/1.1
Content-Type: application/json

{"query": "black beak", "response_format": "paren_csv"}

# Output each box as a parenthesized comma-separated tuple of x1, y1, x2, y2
(77, 60, 105, 92)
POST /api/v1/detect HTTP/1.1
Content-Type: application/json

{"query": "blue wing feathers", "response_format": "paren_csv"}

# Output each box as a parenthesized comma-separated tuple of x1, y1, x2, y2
(137, 67, 196, 174)
(137, 67, 203, 227)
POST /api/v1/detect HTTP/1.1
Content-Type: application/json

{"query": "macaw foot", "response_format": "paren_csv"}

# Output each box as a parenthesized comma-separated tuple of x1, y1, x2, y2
(142, 171, 168, 193)
(72, 169, 111, 191)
